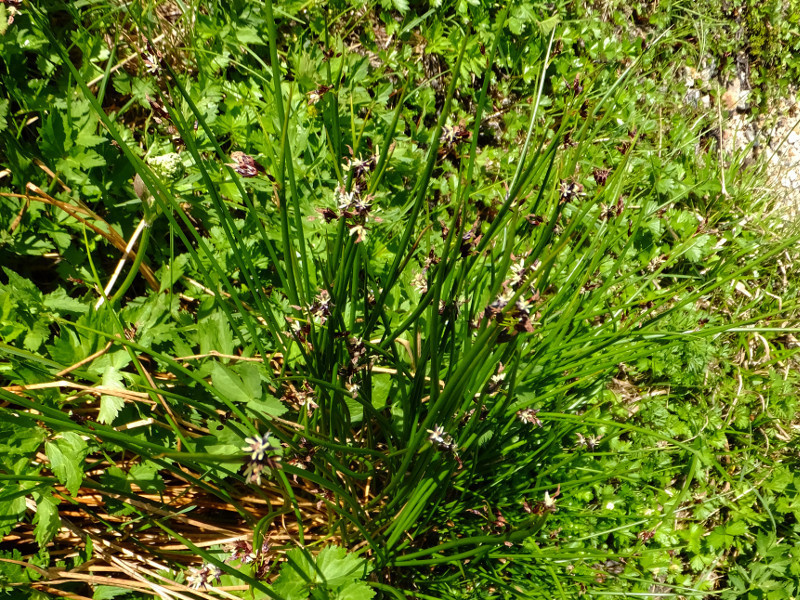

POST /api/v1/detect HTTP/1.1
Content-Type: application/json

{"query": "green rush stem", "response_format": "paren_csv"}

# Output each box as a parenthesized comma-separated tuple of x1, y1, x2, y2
(391, 522, 544, 566)
(376, 325, 498, 517)
(363, 35, 469, 336)
(276, 85, 302, 306)
(276, 468, 306, 545)
(264, 0, 309, 303)
(349, 243, 361, 331)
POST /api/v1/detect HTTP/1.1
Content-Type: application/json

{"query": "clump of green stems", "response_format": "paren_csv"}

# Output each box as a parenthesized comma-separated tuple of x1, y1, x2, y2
(3, 1, 799, 598)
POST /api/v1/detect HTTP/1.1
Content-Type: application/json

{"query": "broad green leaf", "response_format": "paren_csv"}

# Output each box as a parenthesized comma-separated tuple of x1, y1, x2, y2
(0, 411, 45, 459)
(45, 432, 89, 496)
(246, 393, 287, 419)
(23, 320, 49, 351)
(272, 575, 307, 600)
(98, 365, 126, 425)
(235, 362, 263, 398)
(191, 425, 246, 479)
(371, 374, 391, 410)
(0, 485, 27, 538)
(211, 361, 250, 404)
(537, 15, 560, 36)
(43, 288, 89, 315)
(93, 585, 136, 599)
(128, 462, 166, 493)
(33, 490, 60, 548)
(334, 581, 376, 600)
(198, 311, 235, 357)
(316, 546, 369, 588)
(273, 550, 312, 600)
(0, 98, 8, 133)
(235, 26, 263, 45)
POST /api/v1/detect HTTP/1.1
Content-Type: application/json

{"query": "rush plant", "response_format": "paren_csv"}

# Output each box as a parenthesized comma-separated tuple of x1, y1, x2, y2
(1, 1, 799, 599)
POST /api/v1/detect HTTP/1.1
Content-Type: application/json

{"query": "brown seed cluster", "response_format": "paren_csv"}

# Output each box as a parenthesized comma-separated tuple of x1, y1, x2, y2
(227, 151, 267, 178)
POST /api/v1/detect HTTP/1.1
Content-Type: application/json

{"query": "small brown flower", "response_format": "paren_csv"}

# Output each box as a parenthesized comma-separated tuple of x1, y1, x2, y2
(348, 223, 367, 243)
(241, 432, 281, 485)
(309, 290, 333, 322)
(411, 271, 428, 294)
(576, 433, 602, 450)
(318, 207, 339, 223)
(186, 564, 222, 590)
(460, 221, 482, 257)
(568, 74, 583, 96)
(523, 485, 561, 515)
(559, 179, 585, 204)
(638, 529, 655, 544)
(321, 47, 342, 62)
(593, 168, 611, 186)
(525, 214, 544, 226)
(342, 146, 376, 179)
(427, 425, 458, 454)
(439, 122, 471, 152)
(599, 195, 625, 220)
(228, 151, 268, 178)
(517, 408, 542, 426)
(487, 364, 506, 394)
(308, 84, 333, 104)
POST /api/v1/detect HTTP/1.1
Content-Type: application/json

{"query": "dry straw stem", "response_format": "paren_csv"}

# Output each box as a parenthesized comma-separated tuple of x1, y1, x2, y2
(8, 450, 339, 597)
(5, 348, 364, 593)
(95, 217, 149, 309)
(0, 183, 159, 290)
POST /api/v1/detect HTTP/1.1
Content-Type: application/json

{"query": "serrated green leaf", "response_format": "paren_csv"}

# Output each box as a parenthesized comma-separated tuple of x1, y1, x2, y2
(726, 520, 747, 536)
(0, 98, 8, 133)
(211, 361, 251, 405)
(273, 549, 313, 600)
(67, 149, 106, 170)
(45, 432, 88, 496)
(0, 549, 27, 587)
(316, 546, 368, 587)
(0, 485, 28, 538)
(33, 490, 60, 548)
(334, 581, 375, 600)
(684, 234, 711, 263)
(75, 126, 106, 148)
(0, 411, 45, 460)
(128, 462, 165, 493)
(93, 585, 136, 599)
(40, 110, 68, 156)
(98, 365, 126, 425)
(43, 288, 89, 315)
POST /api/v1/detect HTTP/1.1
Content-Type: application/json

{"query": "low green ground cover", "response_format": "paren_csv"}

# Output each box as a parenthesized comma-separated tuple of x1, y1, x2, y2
(1, 0, 799, 598)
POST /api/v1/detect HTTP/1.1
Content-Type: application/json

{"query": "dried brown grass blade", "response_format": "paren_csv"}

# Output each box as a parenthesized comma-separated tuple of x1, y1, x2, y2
(23, 183, 159, 290)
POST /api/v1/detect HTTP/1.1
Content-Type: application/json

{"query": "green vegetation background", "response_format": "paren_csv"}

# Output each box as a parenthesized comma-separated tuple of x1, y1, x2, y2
(1, 0, 800, 599)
